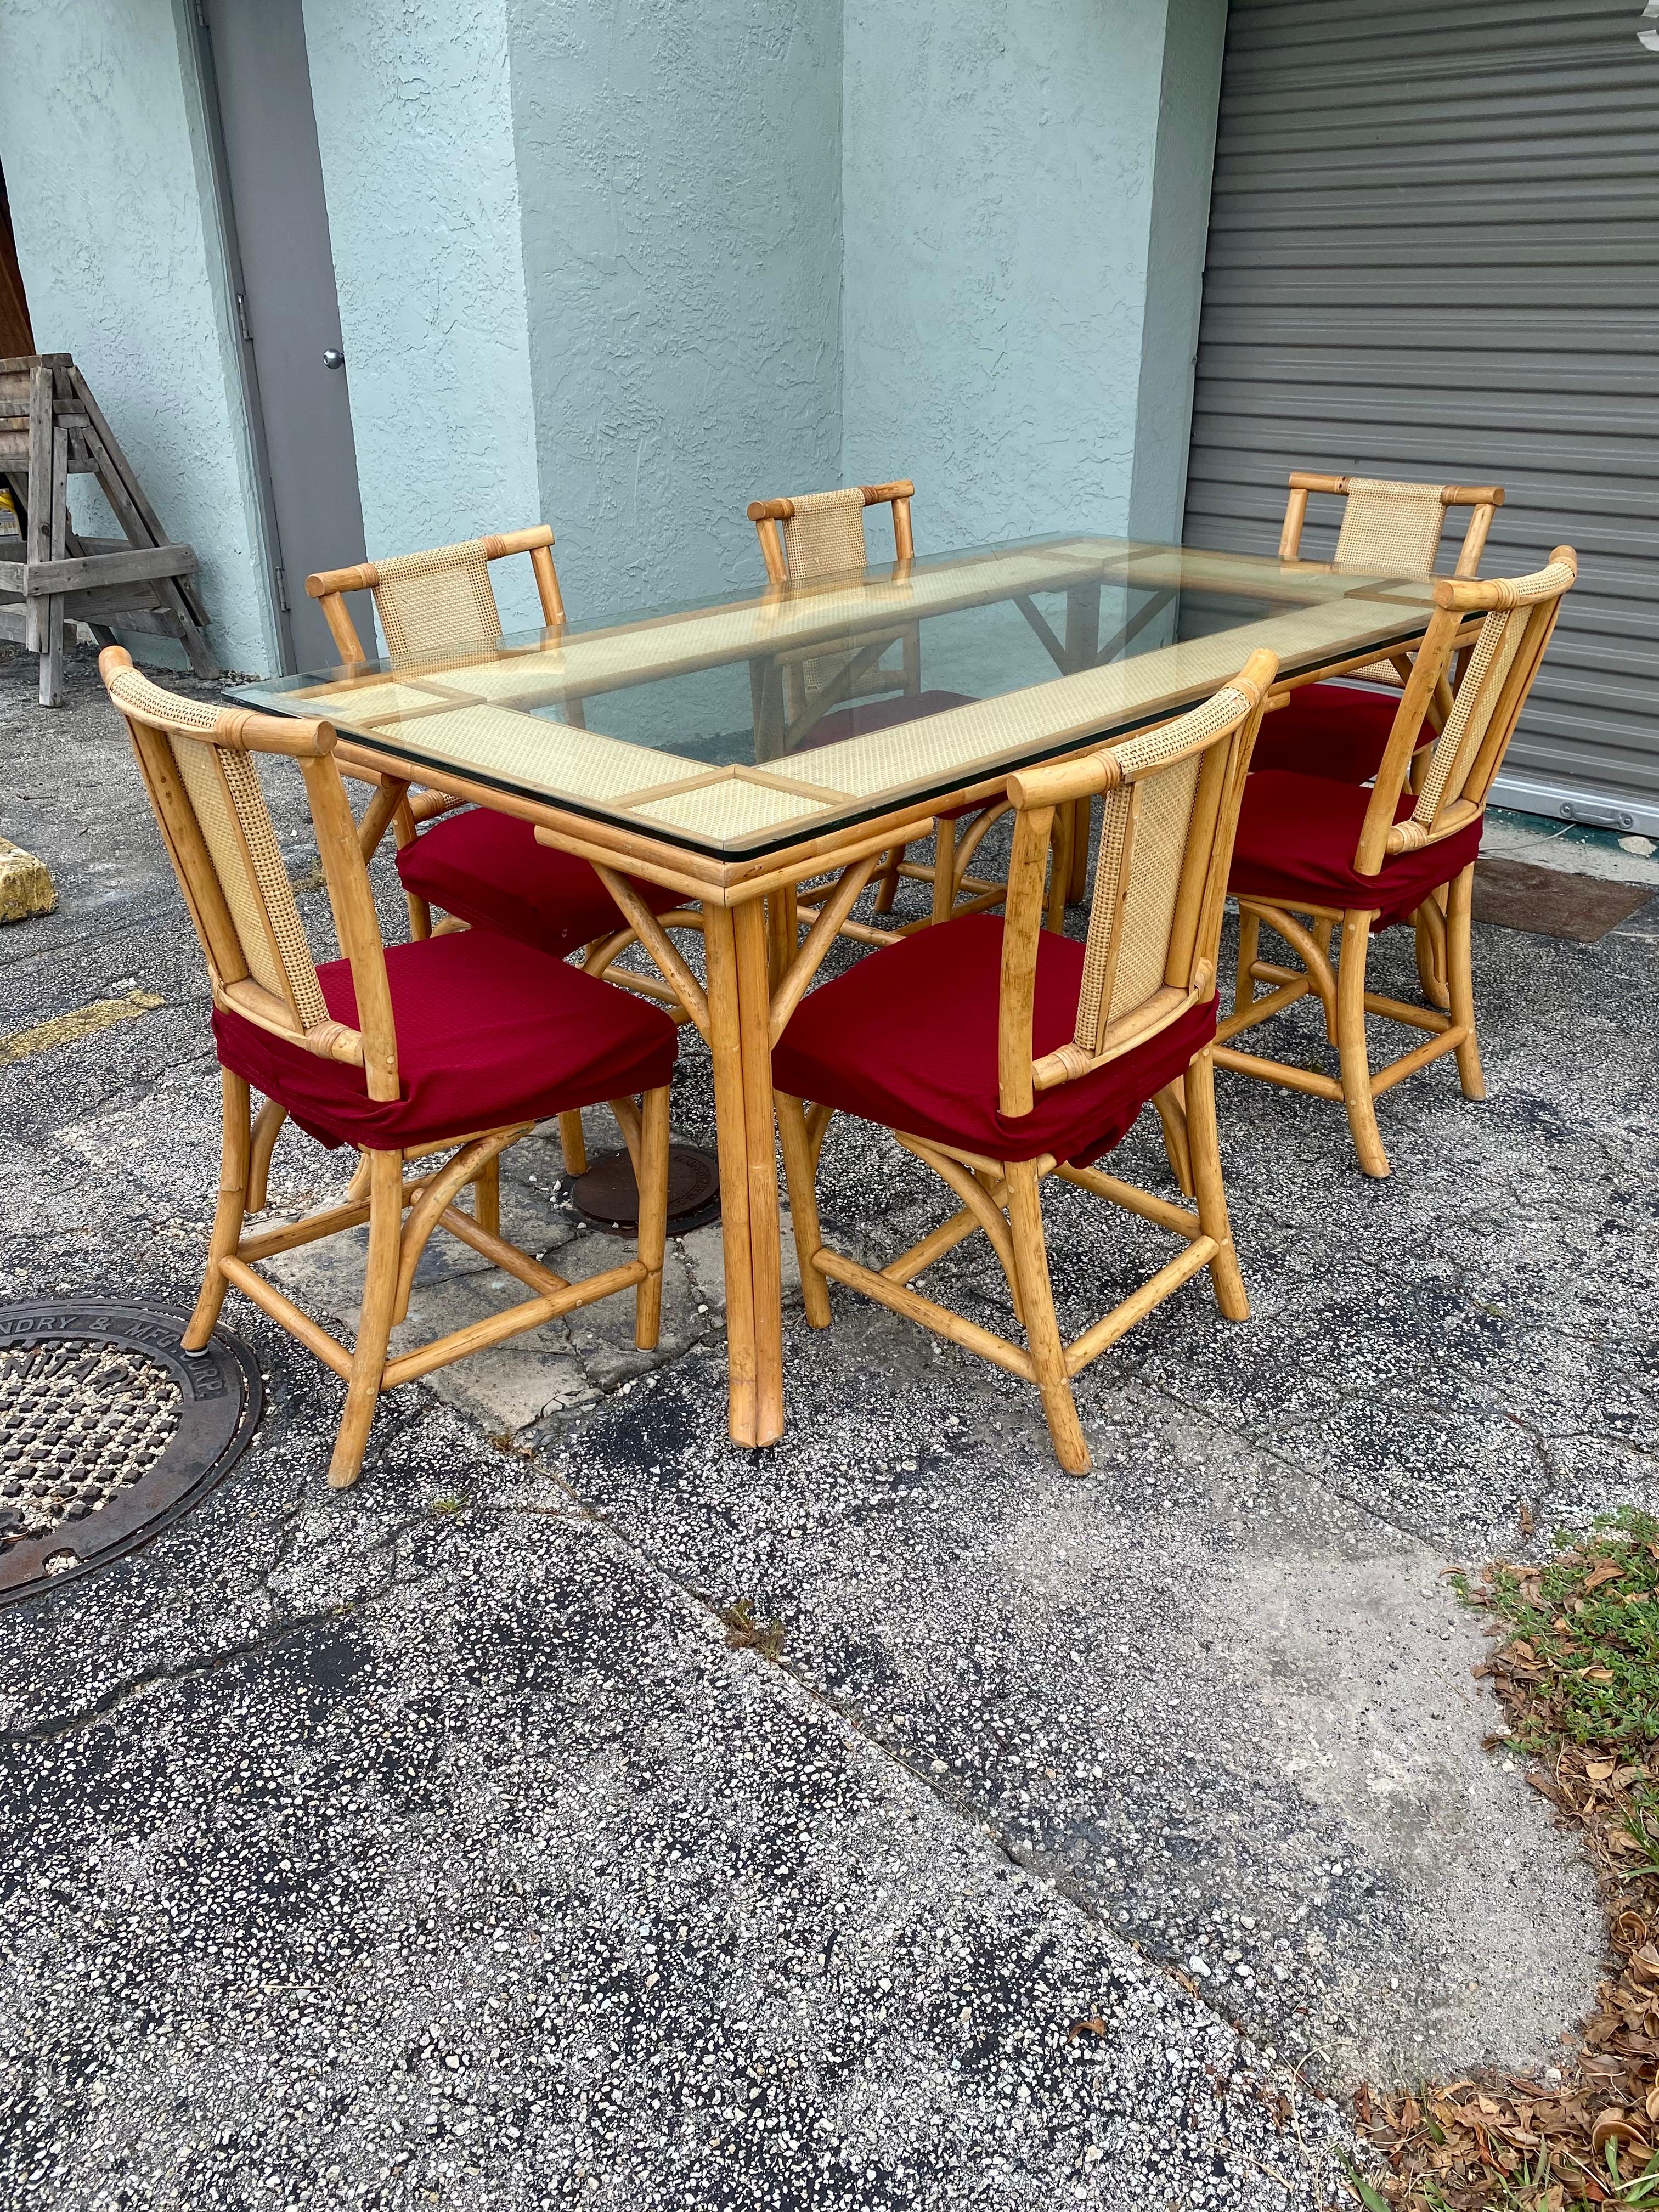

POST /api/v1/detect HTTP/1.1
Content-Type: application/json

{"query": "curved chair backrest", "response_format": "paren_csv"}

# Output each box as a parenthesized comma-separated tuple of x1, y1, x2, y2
(997, 651, 1278, 1117)
(1352, 550, 1577, 877)
(1279, 472, 1504, 582)
(306, 526, 567, 665)
(746, 482, 918, 726)
(747, 481, 916, 585)
(99, 648, 400, 1101)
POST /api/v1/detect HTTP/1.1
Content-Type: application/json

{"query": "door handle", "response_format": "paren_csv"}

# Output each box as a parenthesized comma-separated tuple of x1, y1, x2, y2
(322, 349, 346, 370)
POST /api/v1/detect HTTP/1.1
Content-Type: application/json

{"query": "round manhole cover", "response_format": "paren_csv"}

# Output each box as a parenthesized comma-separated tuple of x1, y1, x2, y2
(568, 1143, 722, 1238)
(0, 1302, 261, 1606)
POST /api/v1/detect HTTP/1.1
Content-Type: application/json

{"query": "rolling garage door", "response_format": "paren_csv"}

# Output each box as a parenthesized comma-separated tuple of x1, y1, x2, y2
(1183, 0, 1659, 831)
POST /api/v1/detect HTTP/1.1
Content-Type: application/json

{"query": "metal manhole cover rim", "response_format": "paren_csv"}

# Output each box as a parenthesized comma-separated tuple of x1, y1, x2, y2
(568, 1142, 723, 1238)
(0, 1301, 262, 1606)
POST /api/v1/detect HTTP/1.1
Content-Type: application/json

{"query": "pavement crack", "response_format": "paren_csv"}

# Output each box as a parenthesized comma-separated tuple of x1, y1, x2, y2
(1, 1510, 428, 1750)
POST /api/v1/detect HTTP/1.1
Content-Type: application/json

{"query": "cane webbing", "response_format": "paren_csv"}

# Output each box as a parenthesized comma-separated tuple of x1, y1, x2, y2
(170, 735, 327, 1026)
(108, 667, 328, 1028)
(782, 488, 878, 706)
(1072, 684, 1247, 1053)
(781, 487, 870, 583)
(1410, 558, 1575, 828)
(1329, 480, 1449, 684)
(1334, 479, 1447, 579)
(1074, 786, 1134, 1054)
(1110, 755, 1200, 1023)
(631, 774, 827, 837)
(1410, 610, 1522, 827)
(109, 663, 223, 737)
(374, 539, 503, 659)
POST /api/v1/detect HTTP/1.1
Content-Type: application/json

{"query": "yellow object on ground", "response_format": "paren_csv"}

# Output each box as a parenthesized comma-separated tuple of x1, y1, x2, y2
(0, 836, 58, 924)
(0, 990, 163, 1067)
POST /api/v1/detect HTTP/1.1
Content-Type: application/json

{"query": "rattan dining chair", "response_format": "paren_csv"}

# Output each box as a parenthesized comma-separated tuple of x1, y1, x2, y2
(1218, 550, 1576, 1177)
(1256, 472, 1504, 782)
(101, 648, 676, 1489)
(304, 527, 692, 1188)
(747, 481, 1009, 935)
(773, 652, 1276, 1474)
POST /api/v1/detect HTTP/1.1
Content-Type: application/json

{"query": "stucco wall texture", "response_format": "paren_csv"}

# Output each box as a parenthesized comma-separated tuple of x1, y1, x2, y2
(842, 0, 1226, 553)
(302, 0, 547, 635)
(0, 0, 276, 674)
(507, 0, 844, 617)
(0, 0, 1224, 674)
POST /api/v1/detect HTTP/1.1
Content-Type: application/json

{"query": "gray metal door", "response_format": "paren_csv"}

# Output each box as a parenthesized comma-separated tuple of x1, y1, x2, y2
(1183, 0, 1659, 832)
(199, 0, 370, 673)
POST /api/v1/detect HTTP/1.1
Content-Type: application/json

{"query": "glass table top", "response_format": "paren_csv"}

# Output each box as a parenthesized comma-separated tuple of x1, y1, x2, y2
(232, 534, 1438, 860)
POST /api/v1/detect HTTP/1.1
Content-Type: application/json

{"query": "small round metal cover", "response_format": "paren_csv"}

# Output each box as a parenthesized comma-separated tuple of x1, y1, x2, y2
(568, 1143, 722, 1238)
(0, 1301, 261, 1606)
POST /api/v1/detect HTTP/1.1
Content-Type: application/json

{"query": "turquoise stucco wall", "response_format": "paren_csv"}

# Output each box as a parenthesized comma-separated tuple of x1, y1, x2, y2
(0, 0, 1223, 675)
(840, 0, 1226, 552)
(302, 0, 546, 634)
(505, 0, 843, 615)
(303, 0, 842, 631)
(0, 0, 277, 673)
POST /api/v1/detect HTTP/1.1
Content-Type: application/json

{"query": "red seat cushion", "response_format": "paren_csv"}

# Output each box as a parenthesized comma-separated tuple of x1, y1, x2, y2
(1251, 682, 1430, 783)
(797, 690, 984, 820)
(1229, 770, 1483, 927)
(212, 927, 678, 1152)
(396, 809, 680, 956)
(772, 911, 1217, 1166)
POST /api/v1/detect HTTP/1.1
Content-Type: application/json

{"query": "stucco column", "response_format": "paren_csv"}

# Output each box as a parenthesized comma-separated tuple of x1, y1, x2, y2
(841, 0, 1226, 551)
(503, 0, 844, 615)
(0, 0, 277, 674)
(302, 0, 545, 630)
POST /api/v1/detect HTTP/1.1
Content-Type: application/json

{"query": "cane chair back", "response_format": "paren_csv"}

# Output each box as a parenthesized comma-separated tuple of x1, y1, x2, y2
(103, 656, 398, 1097)
(1217, 552, 1577, 1178)
(747, 482, 917, 721)
(1279, 472, 1504, 685)
(100, 647, 675, 1491)
(1353, 550, 1577, 877)
(306, 526, 567, 666)
(774, 653, 1276, 1476)
(1000, 651, 1277, 1115)
(1279, 472, 1502, 582)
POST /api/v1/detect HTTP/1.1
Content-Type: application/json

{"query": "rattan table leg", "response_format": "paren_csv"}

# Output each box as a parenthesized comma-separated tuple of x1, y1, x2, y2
(703, 902, 760, 1444)
(734, 895, 786, 1445)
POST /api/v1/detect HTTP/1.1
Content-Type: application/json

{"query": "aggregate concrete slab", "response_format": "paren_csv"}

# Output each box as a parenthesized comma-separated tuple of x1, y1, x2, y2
(0, 1388, 1358, 2212)
(3, 644, 1655, 2200)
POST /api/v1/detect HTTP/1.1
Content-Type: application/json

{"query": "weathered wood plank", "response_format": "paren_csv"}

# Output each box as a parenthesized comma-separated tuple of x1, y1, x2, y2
(18, 540, 198, 594)
(41, 419, 67, 703)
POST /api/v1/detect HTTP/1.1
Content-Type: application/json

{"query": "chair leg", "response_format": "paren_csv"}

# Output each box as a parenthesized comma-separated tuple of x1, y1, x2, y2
(327, 1148, 404, 1490)
(389, 804, 433, 941)
(775, 1092, 831, 1327)
(1336, 909, 1390, 1178)
(930, 822, 959, 926)
(1004, 1160, 1090, 1475)
(1066, 795, 1092, 904)
(246, 1095, 286, 1213)
(558, 1110, 588, 1178)
(873, 843, 905, 916)
(1445, 863, 1486, 1101)
(472, 1153, 500, 1237)
(1413, 899, 1451, 1012)
(1152, 1083, 1195, 1198)
(1234, 905, 1260, 1018)
(184, 1070, 251, 1350)
(1046, 808, 1070, 934)
(634, 1086, 670, 1350)
(1184, 1049, 1249, 1321)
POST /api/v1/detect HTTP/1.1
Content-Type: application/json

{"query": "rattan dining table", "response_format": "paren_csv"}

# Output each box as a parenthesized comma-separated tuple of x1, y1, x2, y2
(233, 532, 1442, 1449)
